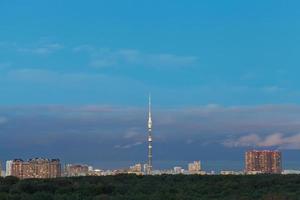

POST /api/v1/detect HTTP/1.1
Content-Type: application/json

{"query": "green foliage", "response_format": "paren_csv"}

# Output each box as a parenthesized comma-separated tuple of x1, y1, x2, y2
(0, 175, 299, 199)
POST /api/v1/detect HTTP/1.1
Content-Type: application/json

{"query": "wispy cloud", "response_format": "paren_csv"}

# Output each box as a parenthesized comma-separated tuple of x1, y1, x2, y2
(224, 133, 300, 149)
(17, 43, 64, 55)
(261, 86, 284, 93)
(0, 41, 64, 55)
(114, 142, 143, 149)
(123, 129, 142, 139)
(73, 45, 198, 68)
(0, 62, 12, 70)
(2, 68, 147, 96)
(6, 69, 59, 82)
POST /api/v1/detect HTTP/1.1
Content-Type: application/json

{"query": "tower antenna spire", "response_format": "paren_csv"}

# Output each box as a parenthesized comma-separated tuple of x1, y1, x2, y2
(147, 93, 153, 174)
(148, 93, 151, 119)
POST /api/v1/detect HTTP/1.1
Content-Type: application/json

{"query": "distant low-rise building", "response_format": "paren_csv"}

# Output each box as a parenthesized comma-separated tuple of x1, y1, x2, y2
(282, 170, 300, 174)
(89, 169, 103, 176)
(65, 164, 89, 177)
(220, 170, 244, 175)
(173, 166, 184, 174)
(128, 163, 142, 175)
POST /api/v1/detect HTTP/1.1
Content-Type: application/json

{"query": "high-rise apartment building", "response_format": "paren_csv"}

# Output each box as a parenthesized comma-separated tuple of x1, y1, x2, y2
(10, 158, 61, 179)
(245, 150, 282, 174)
(5, 160, 13, 176)
(188, 161, 201, 173)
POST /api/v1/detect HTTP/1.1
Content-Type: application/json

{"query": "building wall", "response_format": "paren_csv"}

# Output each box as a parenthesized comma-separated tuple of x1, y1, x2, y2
(11, 160, 23, 178)
(188, 161, 201, 172)
(5, 160, 13, 176)
(10, 158, 61, 179)
(245, 150, 282, 174)
(50, 161, 61, 178)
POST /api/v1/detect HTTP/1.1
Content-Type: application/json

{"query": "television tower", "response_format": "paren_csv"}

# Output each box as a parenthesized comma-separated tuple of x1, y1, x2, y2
(147, 94, 153, 174)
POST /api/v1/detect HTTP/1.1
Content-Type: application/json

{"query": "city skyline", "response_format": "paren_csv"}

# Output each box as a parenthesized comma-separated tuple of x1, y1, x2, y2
(1, 1, 300, 170)
(1, 149, 295, 177)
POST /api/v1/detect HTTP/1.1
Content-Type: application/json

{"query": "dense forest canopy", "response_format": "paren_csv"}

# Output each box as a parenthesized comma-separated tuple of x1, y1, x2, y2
(0, 174, 298, 200)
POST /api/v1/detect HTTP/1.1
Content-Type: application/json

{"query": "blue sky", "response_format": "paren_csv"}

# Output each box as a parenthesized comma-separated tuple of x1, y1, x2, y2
(1, 0, 300, 170)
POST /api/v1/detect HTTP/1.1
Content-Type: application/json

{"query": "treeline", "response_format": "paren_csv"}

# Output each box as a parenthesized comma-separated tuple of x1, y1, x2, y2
(0, 174, 298, 199)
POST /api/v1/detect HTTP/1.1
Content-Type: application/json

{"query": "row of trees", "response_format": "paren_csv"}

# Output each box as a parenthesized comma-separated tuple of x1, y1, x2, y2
(0, 174, 298, 199)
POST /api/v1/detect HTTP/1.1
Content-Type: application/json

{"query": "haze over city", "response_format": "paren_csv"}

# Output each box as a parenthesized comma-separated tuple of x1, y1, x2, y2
(1, 0, 300, 171)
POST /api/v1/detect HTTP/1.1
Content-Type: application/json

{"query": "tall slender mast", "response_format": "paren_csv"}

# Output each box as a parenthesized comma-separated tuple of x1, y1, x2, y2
(147, 94, 153, 174)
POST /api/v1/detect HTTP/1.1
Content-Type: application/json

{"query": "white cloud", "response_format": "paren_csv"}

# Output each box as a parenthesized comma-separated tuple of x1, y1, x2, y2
(261, 86, 284, 93)
(186, 139, 194, 144)
(72, 45, 95, 52)
(123, 129, 140, 139)
(17, 43, 64, 55)
(114, 141, 143, 149)
(90, 59, 117, 68)
(0, 41, 63, 55)
(223, 134, 260, 147)
(73, 45, 198, 68)
(224, 133, 300, 149)
(260, 133, 283, 146)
